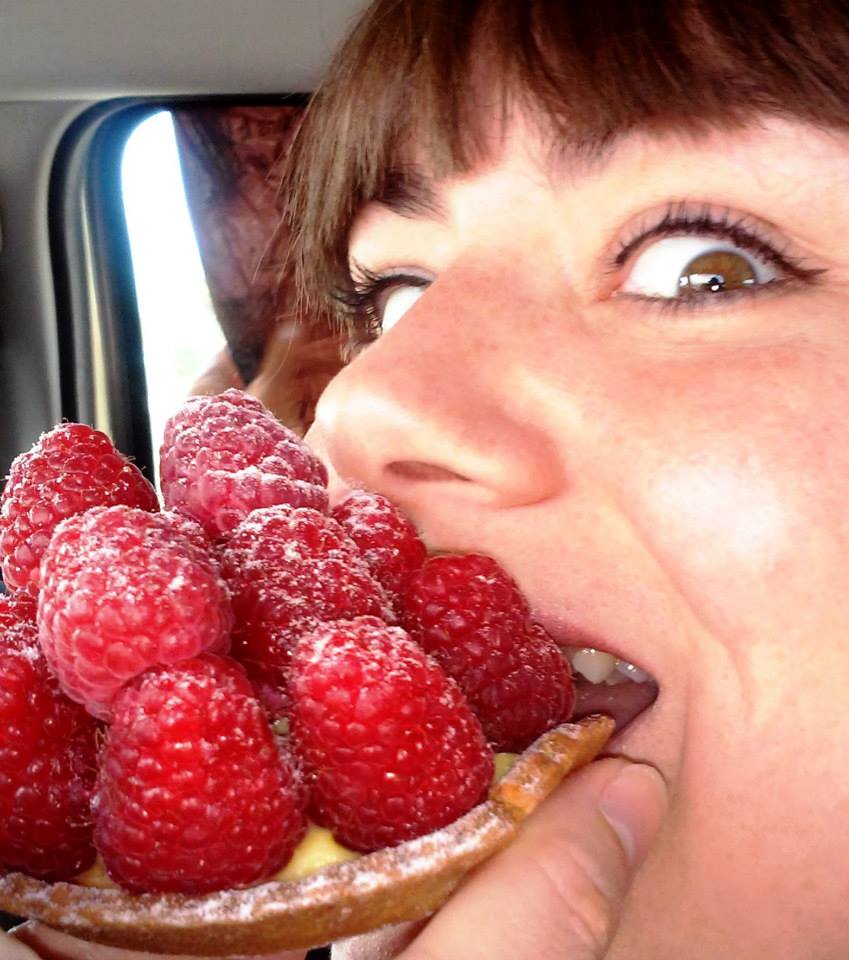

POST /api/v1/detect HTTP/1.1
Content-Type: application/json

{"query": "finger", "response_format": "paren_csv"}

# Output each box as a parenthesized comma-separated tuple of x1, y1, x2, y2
(11, 921, 307, 960)
(388, 758, 667, 960)
(0, 930, 42, 959)
(332, 920, 428, 960)
(189, 347, 245, 396)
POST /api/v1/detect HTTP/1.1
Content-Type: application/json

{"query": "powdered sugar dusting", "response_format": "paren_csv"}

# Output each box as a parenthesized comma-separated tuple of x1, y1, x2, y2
(0, 800, 509, 925)
(0, 719, 611, 953)
(159, 389, 328, 539)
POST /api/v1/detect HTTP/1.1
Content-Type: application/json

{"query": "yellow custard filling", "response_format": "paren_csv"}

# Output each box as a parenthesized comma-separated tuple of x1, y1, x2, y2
(493, 751, 519, 781)
(73, 824, 359, 890)
(274, 825, 360, 880)
(73, 753, 520, 890)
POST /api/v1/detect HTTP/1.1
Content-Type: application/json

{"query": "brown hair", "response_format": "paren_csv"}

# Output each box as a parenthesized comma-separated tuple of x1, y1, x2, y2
(283, 0, 849, 327)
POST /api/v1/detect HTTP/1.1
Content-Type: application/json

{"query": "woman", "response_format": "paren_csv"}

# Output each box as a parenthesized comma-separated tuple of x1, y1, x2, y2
(10, 0, 849, 957)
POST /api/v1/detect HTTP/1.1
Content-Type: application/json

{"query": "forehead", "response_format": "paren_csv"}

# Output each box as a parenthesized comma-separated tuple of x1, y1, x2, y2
(370, 101, 629, 224)
(366, 117, 837, 218)
(348, 118, 849, 275)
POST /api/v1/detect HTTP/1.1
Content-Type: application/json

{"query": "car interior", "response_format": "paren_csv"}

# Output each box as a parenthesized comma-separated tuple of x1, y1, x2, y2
(0, 0, 366, 948)
(0, 0, 364, 482)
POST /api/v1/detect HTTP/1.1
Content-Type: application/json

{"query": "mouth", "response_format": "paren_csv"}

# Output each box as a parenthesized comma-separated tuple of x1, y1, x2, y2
(412, 545, 661, 742)
(561, 645, 659, 735)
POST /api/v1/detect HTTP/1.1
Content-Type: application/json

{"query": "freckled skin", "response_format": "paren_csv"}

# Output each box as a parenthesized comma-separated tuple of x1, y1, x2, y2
(308, 117, 849, 958)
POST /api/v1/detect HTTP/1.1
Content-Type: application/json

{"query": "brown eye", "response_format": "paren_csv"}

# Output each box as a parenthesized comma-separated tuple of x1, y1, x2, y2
(622, 236, 778, 300)
(678, 250, 756, 293)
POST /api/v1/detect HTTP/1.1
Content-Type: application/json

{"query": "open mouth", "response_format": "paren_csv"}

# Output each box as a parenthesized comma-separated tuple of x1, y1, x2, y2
(562, 646, 659, 734)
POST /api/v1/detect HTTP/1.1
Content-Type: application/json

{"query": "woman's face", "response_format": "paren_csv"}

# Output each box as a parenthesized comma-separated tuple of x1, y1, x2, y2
(307, 113, 849, 958)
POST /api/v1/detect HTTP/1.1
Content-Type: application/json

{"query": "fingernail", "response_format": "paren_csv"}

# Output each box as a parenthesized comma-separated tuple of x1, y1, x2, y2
(598, 763, 668, 867)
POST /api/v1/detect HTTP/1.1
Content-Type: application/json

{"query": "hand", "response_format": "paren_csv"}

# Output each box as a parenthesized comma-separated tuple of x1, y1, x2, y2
(4, 924, 307, 960)
(188, 346, 245, 398)
(1, 929, 39, 960)
(1, 759, 664, 960)
(333, 757, 668, 960)
(246, 322, 347, 437)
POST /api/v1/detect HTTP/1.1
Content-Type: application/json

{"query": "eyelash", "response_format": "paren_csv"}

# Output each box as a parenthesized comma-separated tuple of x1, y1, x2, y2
(332, 266, 430, 337)
(337, 203, 825, 330)
(609, 203, 825, 314)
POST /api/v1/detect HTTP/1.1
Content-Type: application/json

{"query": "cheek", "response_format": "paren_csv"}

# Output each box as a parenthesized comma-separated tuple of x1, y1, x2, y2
(647, 459, 791, 574)
(631, 455, 804, 668)
(617, 352, 849, 646)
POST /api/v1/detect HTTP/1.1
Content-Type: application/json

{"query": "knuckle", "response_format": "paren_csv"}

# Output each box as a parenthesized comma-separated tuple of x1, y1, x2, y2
(530, 842, 621, 957)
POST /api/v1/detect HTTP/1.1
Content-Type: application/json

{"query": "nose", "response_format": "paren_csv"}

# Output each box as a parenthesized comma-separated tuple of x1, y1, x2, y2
(312, 261, 565, 512)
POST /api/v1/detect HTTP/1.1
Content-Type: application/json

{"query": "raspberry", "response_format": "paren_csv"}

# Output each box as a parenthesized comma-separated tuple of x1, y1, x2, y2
(0, 620, 99, 881)
(221, 505, 392, 714)
(403, 554, 575, 752)
(289, 616, 493, 852)
(38, 506, 233, 719)
(0, 590, 36, 630)
(331, 490, 426, 613)
(94, 654, 306, 894)
(159, 389, 329, 540)
(0, 422, 158, 595)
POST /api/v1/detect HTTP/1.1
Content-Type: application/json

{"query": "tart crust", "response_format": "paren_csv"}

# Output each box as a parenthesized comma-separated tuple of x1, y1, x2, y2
(0, 714, 613, 956)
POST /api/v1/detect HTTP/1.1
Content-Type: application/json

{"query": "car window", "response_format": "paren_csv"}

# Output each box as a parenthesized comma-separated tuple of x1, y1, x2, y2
(123, 110, 225, 474)
(120, 102, 307, 465)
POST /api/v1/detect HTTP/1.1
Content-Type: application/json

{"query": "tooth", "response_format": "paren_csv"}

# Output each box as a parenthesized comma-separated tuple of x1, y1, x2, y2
(615, 660, 650, 683)
(570, 648, 617, 684)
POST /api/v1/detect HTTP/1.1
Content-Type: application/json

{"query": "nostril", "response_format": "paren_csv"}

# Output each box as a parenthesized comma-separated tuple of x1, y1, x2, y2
(387, 461, 472, 483)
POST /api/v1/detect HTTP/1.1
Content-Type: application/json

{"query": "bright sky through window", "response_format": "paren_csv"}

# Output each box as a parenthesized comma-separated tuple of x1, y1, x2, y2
(122, 111, 225, 476)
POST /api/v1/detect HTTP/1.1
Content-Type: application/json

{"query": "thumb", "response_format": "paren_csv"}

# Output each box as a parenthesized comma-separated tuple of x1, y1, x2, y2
(0, 931, 41, 960)
(384, 757, 667, 960)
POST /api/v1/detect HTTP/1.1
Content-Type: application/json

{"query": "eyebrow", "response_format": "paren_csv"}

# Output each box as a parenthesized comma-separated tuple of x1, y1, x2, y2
(372, 136, 622, 221)
(374, 165, 449, 220)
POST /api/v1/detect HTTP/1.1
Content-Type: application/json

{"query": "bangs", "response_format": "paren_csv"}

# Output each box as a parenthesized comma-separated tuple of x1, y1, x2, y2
(283, 0, 849, 325)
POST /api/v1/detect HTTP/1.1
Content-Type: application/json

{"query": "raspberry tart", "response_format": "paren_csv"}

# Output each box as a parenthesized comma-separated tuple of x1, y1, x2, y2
(0, 392, 632, 955)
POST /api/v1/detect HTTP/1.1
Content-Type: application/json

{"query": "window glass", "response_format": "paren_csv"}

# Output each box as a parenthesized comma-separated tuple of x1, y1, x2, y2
(122, 111, 225, 475)
(120, 102, 344, 470)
